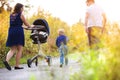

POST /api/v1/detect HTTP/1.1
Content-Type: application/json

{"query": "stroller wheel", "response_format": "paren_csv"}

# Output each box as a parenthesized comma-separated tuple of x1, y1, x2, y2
(27, 59, 31, 68)
(47, 56, 52, 66)
(35, 58, 38, 66)
(65, 57, 68, 66)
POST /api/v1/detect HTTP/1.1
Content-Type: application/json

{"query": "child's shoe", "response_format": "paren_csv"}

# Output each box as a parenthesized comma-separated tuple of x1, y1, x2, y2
(60, 64, 63, 67)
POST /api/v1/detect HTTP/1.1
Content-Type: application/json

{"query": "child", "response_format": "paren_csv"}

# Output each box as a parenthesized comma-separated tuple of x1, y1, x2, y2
(56, 29, 68, 67)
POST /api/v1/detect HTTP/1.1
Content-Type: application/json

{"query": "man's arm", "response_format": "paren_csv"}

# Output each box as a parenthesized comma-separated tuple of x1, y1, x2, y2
(85, 12, 89, 33)
(102, 13, 107, 33)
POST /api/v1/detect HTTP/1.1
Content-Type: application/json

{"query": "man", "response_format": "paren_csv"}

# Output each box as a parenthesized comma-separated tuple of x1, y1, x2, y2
(85, 0, 106, 49)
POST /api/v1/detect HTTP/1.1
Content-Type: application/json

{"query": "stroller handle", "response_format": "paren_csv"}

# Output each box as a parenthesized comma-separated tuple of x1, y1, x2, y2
(25, 25, 45, 30)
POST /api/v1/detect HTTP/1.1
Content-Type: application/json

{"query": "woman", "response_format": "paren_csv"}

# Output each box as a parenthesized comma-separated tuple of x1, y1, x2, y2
(3, 3, 32, 70)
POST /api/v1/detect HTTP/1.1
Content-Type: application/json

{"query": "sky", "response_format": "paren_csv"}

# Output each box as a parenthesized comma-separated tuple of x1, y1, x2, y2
(9, 0, 120, 26)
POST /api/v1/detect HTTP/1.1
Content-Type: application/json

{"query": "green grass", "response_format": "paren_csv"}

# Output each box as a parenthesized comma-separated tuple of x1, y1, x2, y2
(67, 51, 81, 61)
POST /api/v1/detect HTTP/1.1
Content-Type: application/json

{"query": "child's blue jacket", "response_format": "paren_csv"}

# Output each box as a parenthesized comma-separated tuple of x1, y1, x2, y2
(56, 35, 67, 48)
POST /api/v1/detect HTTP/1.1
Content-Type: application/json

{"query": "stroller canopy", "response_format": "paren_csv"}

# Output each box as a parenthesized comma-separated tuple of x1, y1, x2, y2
(33, 18, 50, 35)
(30, 19, 50, 44)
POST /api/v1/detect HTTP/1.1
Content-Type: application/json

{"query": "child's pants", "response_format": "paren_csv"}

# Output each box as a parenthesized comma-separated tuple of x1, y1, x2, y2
(58, 45, 67, 64)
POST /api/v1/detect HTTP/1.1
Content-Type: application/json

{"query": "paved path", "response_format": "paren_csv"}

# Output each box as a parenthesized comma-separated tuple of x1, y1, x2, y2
(0, 58, 81, 80)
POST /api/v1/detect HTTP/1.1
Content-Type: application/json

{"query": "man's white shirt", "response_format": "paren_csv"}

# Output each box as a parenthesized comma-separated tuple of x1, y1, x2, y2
(86, 3, 104, 28)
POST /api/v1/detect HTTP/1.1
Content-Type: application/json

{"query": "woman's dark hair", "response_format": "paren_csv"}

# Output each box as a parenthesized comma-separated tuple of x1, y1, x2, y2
(13, 3, 23, 14)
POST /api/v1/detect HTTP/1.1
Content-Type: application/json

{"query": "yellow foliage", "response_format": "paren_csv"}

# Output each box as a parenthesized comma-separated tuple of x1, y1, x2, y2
(69, 23, 88, 51)
(0, 11, 9, 55)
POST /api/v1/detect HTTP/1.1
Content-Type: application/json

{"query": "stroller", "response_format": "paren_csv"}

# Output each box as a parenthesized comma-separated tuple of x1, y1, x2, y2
(27, 19, 52, 67)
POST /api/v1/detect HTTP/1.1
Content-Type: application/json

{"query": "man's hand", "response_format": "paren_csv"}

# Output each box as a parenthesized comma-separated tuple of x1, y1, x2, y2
(102, 27, 105, 34)
(86, 28, 89, 33)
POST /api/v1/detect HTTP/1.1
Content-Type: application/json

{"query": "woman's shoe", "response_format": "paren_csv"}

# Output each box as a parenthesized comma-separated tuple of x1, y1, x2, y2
(3, 61, 11, 70)
(14, 66, 24, 70)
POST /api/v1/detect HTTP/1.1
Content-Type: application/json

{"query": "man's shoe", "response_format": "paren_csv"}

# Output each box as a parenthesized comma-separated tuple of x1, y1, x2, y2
(14, 67, 24, 70)
(3, 61, 11, 70)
